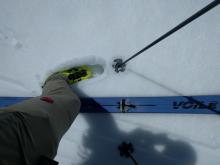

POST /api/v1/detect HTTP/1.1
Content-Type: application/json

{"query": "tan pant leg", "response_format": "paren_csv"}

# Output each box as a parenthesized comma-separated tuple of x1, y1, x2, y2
(4, 75, 81, 141)
(1, 75, 81, 162)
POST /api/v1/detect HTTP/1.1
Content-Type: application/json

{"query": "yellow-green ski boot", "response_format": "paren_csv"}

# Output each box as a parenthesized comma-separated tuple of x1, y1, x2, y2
(59, 64, 104, 85)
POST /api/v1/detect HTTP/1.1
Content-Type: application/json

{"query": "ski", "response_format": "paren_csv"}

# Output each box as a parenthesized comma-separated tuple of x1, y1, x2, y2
(0, 95, 220, 114)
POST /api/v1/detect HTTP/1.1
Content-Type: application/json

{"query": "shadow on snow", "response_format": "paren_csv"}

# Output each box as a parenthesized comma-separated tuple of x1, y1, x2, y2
(72, 85, 197, 165)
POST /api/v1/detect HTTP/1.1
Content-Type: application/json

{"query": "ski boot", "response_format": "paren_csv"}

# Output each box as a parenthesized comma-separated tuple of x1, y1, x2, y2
(47, 64, 104, 85)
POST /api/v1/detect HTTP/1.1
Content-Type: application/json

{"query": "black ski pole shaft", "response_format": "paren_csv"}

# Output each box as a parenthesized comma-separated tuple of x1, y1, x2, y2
(121, 0, 220, 66)
(128, 153, 139, 165)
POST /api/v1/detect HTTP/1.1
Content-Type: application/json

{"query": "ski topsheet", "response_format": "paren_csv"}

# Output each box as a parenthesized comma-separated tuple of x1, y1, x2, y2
(0, 95, 220, 114)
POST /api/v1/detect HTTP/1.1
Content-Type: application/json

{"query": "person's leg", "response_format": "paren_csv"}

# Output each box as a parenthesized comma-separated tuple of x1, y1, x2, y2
(2, 74, 81, 150)
(0, 111, 59, 165)
(4, 75, 80, 141)
(40, 74, 81, 141)
(0, 64, 103, 164)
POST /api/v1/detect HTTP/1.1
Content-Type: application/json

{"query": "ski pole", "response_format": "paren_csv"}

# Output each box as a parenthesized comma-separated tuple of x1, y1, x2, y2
(118, 142, 139, 165)
(113, 0, 220, 72)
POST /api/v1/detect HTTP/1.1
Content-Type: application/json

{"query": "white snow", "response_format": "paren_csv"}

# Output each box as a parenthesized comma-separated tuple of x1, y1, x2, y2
(0, 0, 220, 164)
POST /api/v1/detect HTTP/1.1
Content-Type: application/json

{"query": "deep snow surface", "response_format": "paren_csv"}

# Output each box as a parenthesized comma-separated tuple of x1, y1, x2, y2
(0, 0, 220, 164)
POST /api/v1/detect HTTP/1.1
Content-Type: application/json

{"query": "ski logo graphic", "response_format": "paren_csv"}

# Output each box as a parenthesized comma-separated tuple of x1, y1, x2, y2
(172, 101, 218, 110)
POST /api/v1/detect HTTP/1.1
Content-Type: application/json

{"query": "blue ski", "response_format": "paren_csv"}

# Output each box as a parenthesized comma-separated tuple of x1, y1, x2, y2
(0, 95, 220, 114)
